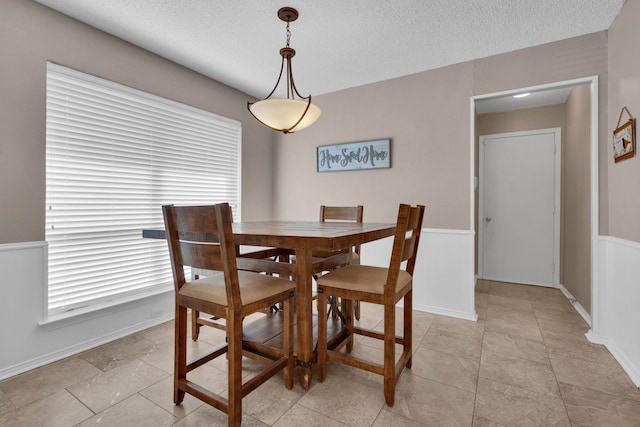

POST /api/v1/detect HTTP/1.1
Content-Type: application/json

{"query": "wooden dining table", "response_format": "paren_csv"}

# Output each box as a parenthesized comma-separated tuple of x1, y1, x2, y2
(143, 220, 396, 388)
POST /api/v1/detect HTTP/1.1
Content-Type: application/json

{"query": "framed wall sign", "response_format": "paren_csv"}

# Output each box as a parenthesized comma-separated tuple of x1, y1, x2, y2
(613, 119, 635, 163)
(613, 107, 635, 163)
(317, 138, 391, 172)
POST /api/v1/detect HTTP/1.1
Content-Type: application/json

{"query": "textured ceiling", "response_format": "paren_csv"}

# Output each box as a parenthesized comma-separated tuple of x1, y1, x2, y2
(35, 0, 624, 101)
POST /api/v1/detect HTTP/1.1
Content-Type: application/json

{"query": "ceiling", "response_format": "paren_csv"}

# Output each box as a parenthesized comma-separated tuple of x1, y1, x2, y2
(35, 0, 623, 107)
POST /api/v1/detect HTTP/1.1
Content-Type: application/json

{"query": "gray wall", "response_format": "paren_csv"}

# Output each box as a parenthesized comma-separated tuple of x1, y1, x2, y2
(0, 1, 622, 244)
(608, 0, 640, 243)
(563, 85, 592, 312)
(271, 33, 610, 239)
(0, 0, 276, 245)
(272, 61, 475, 226)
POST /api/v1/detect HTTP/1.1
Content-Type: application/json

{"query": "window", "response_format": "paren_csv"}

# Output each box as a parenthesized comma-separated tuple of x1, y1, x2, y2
(45, 62, 241, 318)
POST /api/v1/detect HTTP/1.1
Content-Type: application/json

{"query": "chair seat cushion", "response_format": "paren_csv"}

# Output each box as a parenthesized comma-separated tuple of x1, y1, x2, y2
(316, 264, 412, 295)
(179, 270, 294, 306)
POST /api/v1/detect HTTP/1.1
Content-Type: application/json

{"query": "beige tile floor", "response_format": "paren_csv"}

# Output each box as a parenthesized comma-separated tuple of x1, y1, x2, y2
(2, 280, 640, 426)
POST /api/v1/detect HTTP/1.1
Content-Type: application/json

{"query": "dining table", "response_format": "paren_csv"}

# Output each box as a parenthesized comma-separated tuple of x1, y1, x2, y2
(143, 220, 396, 389)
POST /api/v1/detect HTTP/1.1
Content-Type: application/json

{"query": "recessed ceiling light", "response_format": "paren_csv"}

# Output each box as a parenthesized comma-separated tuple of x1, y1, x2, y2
(513, 92, 531, 98)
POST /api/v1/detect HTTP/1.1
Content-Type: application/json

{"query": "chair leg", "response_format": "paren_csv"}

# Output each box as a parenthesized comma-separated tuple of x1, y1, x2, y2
(316, 292, 327, 382)
(344, 299, 354, 353)
(283, 297, 294, 389)
(326, 296, 337, 319)
(352, 256, 361, 321)
(404, 290, 413, 369)
(191, 275, 202, 341)
(174, 304, 187, 405)
(227, 311, 243, 427)
(191, 309, 201, 341)
(383, 303, 396, 407)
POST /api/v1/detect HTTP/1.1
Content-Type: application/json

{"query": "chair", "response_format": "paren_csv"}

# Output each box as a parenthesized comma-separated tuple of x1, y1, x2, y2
(316, 203, 425, 406)
(163, 203, 295, 427)
(314, 205, 363, 320)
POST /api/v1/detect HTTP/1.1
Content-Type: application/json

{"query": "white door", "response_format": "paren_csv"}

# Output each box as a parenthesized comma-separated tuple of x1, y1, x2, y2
(479, 128, 561, 287)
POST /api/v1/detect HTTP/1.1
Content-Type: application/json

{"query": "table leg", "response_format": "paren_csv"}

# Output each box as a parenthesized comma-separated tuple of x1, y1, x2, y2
(294, 247, 313, 389)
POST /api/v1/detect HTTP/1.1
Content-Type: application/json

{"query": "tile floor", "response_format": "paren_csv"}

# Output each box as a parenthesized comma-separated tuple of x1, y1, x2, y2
(1, 280, 640, 426)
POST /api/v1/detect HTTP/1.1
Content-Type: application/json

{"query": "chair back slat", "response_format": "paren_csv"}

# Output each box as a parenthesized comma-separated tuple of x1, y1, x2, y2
(320, 205, 364, 222)
(177, 241, 225, 272)
(320, 205, 364, 254)
(404, 205, 425, 275)
(172, 205, 221, 235)
(385, 204, 425, 295)
(163, 203, 241, 306)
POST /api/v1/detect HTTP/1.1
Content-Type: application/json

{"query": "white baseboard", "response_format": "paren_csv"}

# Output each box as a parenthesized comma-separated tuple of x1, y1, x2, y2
(558, 283, 591, 326)
(587, 330, 640, 388)
(414, 302, 478, 321)
(0, 240, 178, 381)
(585, 330, 608, 346)
(0, 313, 173, 381)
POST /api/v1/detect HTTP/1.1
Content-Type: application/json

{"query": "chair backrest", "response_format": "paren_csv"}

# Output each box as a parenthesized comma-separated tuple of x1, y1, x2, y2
(320, 205, 364, 254)
(162, 203, 241, 307)
(385, 204, 425, 294)
(319, 205, 364, 223)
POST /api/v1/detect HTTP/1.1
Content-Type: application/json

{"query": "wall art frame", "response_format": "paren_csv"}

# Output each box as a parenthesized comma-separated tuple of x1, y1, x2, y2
(613, 106, 636, 163)
(317, 138, 391, 172)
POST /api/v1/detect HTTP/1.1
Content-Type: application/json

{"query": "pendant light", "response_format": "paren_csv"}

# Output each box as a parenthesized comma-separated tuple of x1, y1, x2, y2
(248, 7, 321, 134)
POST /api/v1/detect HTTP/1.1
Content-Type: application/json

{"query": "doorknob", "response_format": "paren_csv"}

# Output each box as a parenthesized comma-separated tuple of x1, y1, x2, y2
(485, 216, 491, 223)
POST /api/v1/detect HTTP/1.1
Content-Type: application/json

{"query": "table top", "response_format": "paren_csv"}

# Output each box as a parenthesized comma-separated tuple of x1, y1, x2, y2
(143, 220, 395, 251)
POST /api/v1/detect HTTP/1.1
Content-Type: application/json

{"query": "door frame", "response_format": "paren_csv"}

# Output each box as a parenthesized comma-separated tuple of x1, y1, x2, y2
(470, 76, 599, 323)
(477, 128, 562, 287)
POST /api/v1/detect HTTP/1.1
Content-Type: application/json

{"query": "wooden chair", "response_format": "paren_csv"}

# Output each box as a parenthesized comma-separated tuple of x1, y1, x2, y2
(314, 205, 363, 320)
(316, 203, 425, 406)
(163, 203, 295, 427)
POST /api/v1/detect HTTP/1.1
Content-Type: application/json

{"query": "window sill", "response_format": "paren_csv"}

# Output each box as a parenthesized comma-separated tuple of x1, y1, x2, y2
(39, 286, 173, 330)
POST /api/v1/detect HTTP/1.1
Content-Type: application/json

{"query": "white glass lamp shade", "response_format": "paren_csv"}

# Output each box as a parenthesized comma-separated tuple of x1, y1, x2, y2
(249, 98, 321, 133)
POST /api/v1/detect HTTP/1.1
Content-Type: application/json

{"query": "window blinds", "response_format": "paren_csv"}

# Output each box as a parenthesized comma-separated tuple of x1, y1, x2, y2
(45, 62, 241, 317)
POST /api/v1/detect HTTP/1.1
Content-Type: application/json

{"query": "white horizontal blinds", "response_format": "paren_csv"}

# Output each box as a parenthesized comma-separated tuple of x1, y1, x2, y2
(45, 62, 241, 315)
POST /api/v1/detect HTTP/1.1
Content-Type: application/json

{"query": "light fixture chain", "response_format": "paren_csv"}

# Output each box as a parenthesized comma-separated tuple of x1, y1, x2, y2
(247, 7, 320, 133)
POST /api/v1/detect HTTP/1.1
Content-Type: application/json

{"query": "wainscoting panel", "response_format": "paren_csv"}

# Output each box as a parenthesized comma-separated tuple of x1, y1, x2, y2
(360, 228, 477, 321)
(0, 241, 174, 381)
(9, 234, 637, 387)
(588, 236, 640, 387)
